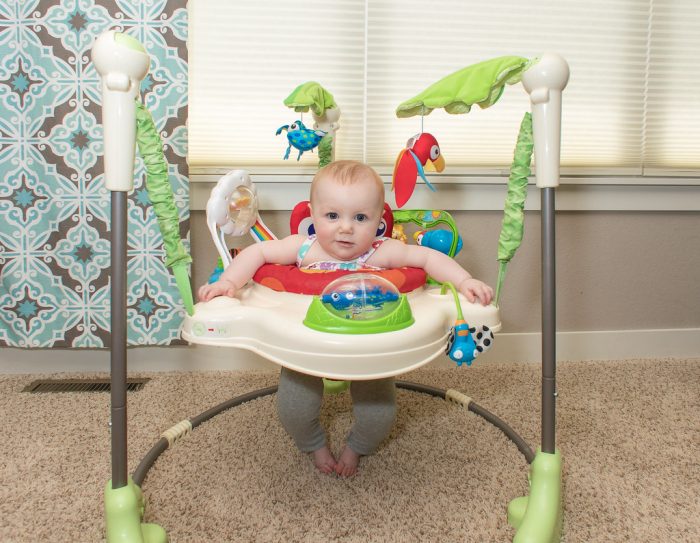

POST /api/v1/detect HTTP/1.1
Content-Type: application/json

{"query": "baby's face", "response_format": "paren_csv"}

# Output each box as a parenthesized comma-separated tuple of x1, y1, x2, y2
(309, 175, 384, 262)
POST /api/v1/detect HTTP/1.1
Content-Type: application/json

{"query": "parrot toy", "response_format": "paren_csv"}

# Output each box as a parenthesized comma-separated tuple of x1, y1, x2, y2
(276, 120, 327, 161)
(391, 132, 445, 208)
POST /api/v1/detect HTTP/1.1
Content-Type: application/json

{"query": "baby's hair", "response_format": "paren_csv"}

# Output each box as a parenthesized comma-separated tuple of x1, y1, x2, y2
(310, 160, 384, 208)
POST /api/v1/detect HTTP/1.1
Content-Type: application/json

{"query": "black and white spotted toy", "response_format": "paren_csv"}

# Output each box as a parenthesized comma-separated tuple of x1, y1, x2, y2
(471, 325, 494, 359)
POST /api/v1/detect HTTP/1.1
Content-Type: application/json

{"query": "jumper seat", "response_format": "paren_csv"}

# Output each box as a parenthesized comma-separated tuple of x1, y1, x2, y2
(183, 194, 501, 380)
(181, 281, 501, 380)
(252, 264, 427, 294)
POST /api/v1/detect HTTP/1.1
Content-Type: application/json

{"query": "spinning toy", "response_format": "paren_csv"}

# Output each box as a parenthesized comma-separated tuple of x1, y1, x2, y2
(205, 169, 276, 269)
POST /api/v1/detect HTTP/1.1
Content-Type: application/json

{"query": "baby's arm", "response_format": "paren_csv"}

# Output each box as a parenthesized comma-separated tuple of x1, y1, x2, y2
(376, 239, 494, 305)
(198, 234, 304, 302)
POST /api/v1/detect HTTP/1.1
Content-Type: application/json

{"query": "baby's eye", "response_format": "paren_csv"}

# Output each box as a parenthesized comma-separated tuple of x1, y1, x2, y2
(355, 214, 368, 222)
(326, 212, 339, 220)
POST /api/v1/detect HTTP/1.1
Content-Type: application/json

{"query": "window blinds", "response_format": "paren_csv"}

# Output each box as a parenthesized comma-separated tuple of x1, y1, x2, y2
(188, 0, 700, 174)
(645, 0, 700, 172)
(188, 1, 366, 168)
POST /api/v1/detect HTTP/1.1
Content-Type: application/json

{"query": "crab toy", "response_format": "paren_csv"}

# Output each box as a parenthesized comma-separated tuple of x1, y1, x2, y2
(276, 120, 327, 161)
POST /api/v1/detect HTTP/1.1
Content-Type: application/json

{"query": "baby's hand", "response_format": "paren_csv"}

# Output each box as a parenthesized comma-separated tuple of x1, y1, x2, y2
(198, 279, 237, 302)
(458, 278, 494, 306)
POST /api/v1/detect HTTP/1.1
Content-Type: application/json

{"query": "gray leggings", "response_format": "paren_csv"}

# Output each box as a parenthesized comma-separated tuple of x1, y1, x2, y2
(276, 367, 396, 456)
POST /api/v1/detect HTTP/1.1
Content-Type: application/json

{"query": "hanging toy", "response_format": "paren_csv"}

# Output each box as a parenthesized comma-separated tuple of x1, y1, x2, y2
(276, 120, 327, 161)
(391, 132, 445, 208)
(441, 282, 494, 366)
(414, 229, 463, 255)
(446, 320, 477, 364)
(446, 321, 494, 366)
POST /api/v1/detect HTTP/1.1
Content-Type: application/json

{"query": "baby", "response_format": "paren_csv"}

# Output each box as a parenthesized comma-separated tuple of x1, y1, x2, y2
(199, 160, 493, 477)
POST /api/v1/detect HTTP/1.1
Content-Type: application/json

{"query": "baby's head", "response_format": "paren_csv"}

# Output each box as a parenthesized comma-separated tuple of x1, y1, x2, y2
(308, 161, 386, 261)
(310, 161, 384, 213)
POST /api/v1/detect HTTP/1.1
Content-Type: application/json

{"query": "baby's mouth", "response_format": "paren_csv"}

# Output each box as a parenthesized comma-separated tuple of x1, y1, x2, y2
(336, 240, 354, 248)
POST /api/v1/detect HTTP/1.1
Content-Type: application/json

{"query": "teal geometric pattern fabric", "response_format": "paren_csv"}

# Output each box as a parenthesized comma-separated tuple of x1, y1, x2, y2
(0, 1, 189, 347)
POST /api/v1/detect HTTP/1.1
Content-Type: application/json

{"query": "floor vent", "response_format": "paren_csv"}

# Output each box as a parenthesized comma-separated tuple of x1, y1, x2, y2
(23, 378, 150, 393)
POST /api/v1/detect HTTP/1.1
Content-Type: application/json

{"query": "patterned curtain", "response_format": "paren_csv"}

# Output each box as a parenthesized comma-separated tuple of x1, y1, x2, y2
(0, 1, 189, 348)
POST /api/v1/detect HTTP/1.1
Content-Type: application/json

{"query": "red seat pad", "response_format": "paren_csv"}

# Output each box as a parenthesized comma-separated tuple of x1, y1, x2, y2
(253, 264, 427, 295)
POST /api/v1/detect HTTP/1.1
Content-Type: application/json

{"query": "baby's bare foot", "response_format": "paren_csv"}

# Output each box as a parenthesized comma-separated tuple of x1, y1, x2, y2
(335, 445, 361, 477)
(311, 445, 337, 475)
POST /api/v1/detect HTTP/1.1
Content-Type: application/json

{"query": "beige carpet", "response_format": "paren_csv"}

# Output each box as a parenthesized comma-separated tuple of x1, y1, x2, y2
(0, 358, 698, 542)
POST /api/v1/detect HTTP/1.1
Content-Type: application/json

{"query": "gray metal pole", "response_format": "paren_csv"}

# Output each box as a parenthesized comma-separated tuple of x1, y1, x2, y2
(541, 188, 557, 454)
(111, 191, 128, 488)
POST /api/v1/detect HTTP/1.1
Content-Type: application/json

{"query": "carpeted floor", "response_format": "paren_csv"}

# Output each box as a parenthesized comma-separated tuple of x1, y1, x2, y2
(0, 358, 698, 542)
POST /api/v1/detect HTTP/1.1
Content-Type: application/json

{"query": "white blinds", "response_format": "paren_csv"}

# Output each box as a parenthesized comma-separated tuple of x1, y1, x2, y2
(645, 0, 700, 172)
(188, 1, 366, 167)
(188, 0, 700, 173)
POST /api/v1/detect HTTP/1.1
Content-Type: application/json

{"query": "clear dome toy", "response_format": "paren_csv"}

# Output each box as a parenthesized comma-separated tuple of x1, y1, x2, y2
(304, 274, 414, 334)
(321, 274, 400, 320)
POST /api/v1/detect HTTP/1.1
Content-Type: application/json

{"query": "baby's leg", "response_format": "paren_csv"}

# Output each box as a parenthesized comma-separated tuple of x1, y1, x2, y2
(276, 367, 335, 474)
(337, 377, 396, 477)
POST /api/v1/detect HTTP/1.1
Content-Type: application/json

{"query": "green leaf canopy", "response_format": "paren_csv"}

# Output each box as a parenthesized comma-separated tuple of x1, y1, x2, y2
(396, 56, 532, 118)
(283, 81, 337, 117)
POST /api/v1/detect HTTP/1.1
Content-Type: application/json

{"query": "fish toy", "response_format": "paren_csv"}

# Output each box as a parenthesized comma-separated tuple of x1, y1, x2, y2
(322, 286, 399, 311)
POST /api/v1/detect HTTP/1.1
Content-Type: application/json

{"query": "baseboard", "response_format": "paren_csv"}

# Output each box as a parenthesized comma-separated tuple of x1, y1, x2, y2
(1, 328, 698, 374)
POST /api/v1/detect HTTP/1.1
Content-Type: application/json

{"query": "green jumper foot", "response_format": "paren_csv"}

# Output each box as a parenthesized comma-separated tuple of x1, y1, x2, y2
(508, 449, 562, 543)
(105, 478, 167, 543)
(323, 378, 350, 394)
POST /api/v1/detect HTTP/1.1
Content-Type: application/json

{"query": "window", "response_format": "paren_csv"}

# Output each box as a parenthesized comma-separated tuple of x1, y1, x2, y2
(188, 0, 700, 178)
